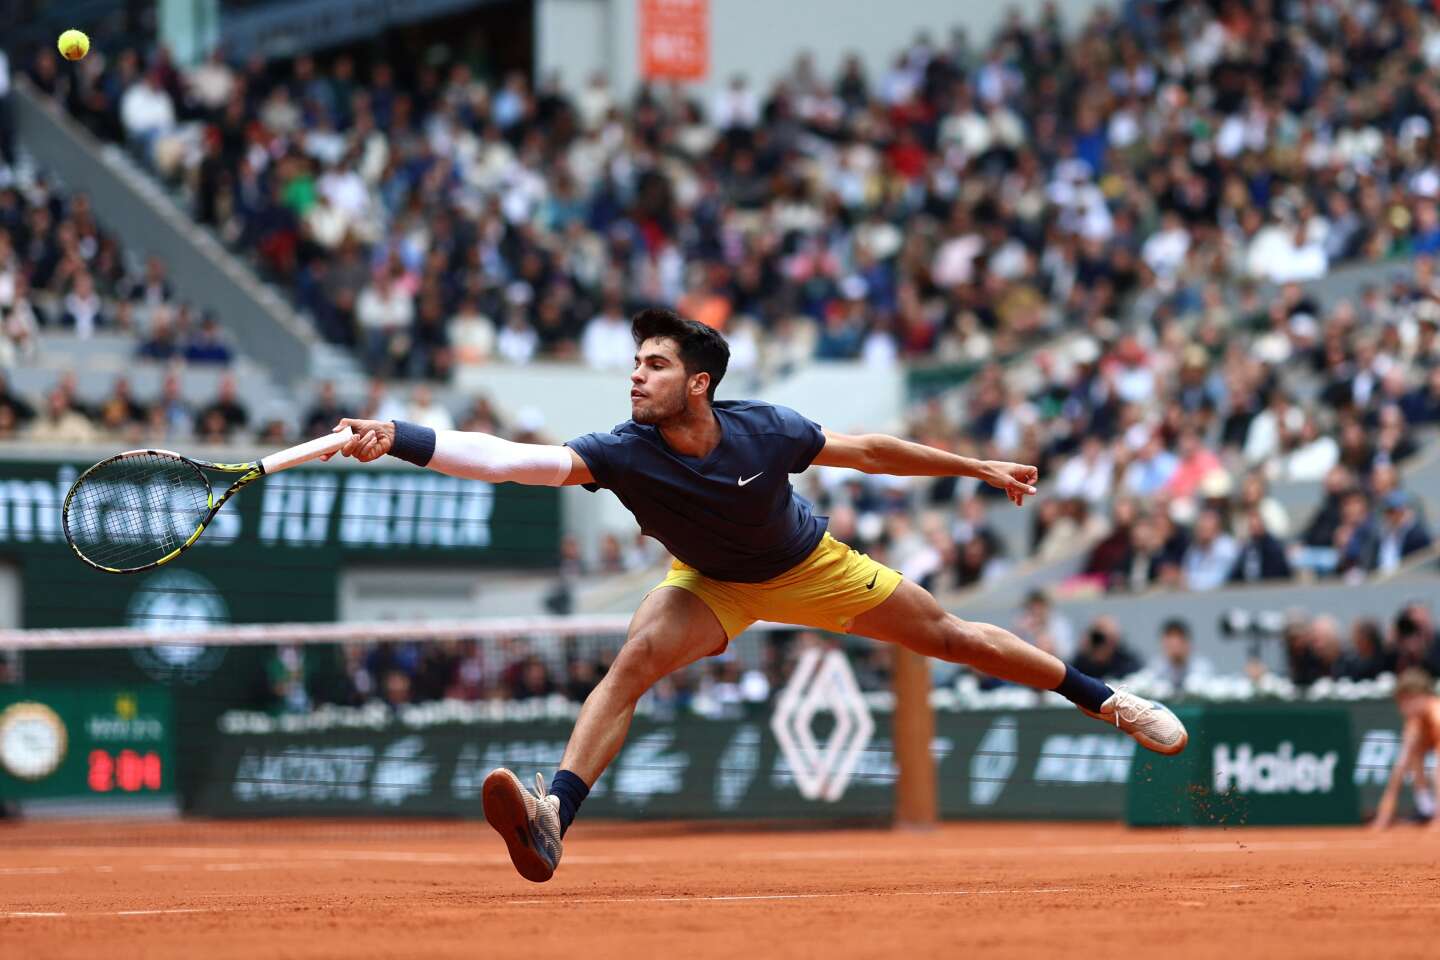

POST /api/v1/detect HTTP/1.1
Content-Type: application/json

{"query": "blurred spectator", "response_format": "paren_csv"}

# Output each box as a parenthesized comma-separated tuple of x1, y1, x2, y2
(193, 374, 248, 441)
(151, 372, 191, 439)
(266, 644, 311, 714)
(1013, 588, 1075, 661)
(1165, 430, 1224, 500)
(1182, 509, 1238, 592)
(136, 304, 181, 360)
(356, 267, 414, 375)
(302, 381, 345, 438)
(1083, 497, 1139, 584)
(401, 385, 455, 432)
(1277, 413, 1339, 482)
(564, 657, 602, 702)
(183, 313, 234, 365)
(95, 377, 147, 434)
(0, 372, 35, 427)
(0, 405, 20, 439)
(1, 276, 40, 366)
(1229, 509, 1292, 584)
(1120, 432, 1177, 498)
(119, 70, 176, 164)
(382, 669, 412, 708)
(1352, 492, 1434, 575)
(1053, 436, 1112, 505)
(1285, 619, 1327, 689)
(581, 285, 634, 370)
(451, 295, 497, 367)
(60, 272, 105, 335)
(129, 255, 173, 306)
(1113, 510, 1183, 593)
(510, 656, 557, 701)
(1071, 616, 1141, 681)
(1337, 619, 1392, 681)
(1144, 618, 1215, 690)
(1309, 615, 1346, 680)
(412, 642, 462, 703)
(25, 388, 97, 444)
(1395, 604, 1440, 676)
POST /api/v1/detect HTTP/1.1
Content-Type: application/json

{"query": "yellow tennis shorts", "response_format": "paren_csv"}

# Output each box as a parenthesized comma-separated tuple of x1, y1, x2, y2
(653, 532, 903, 645)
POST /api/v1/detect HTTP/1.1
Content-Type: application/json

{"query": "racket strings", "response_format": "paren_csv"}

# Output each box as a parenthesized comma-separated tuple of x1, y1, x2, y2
(65, 453, 213, 571)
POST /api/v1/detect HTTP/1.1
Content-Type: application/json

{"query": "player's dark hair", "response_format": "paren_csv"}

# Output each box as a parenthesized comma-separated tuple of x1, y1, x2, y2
(631, 308, 729, 402)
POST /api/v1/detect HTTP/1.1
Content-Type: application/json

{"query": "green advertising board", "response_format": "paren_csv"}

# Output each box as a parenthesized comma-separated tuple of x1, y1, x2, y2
(1127, 705, 1362, 826)
(189, 706, 1137, 820)
(189, 700, 1412, 823)
(0, 685, 176, 811)
(0, 458, 562, 630)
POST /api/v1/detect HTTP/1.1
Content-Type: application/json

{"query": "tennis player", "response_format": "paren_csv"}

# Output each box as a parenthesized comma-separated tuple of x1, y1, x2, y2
(1373, 668, 1440, 830)
(332, 309, 1188, 882)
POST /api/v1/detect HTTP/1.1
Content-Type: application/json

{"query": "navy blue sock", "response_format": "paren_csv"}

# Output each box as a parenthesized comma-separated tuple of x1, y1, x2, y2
(549, 769, 589, 836)
(1053, 665, 1113, 713)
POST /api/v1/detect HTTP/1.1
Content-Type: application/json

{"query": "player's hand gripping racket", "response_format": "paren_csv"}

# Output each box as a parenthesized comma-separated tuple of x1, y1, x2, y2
(61, 428, 353, 574)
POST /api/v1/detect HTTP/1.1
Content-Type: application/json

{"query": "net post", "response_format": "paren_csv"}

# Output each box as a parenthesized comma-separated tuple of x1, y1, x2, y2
(891, 645, 937, 829)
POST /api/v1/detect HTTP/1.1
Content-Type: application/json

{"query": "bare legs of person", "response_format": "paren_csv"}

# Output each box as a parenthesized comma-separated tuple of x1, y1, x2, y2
(481, 586, 724, 881)
(848, 581, 1187, 756)
(484, 580, 1187, 882)
(848, 580, 1066, 687)
(557, 587, 727, 784)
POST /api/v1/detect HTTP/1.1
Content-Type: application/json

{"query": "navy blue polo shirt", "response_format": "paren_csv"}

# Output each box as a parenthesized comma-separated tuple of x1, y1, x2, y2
(565, 400, 829, 582)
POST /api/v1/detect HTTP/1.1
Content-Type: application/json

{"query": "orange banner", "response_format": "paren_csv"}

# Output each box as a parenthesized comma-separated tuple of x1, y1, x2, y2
(640, 0, 709, 82)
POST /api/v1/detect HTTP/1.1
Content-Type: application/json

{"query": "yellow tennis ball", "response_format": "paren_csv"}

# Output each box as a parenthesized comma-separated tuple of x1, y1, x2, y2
(58, 29, 90, 62)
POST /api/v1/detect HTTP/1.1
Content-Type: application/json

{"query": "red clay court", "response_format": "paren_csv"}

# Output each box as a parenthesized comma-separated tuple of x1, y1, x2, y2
(2, 820, 1436, 960)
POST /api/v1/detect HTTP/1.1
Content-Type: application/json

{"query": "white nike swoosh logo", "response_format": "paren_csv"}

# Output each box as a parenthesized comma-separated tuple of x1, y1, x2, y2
(738, 473, 763, 487)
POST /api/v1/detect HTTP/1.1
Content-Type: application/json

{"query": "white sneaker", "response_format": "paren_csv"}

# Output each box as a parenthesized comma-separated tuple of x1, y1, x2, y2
(1081, 691, 1188, 756)
(482, 769, 563, 882)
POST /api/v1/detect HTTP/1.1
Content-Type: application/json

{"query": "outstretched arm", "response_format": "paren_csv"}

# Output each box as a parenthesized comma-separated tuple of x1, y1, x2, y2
(326, 418, 594, 486)
(812, 429, 1038, 506)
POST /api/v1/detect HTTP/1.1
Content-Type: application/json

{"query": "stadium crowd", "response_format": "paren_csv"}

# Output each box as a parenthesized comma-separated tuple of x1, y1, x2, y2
(30, 0, 1440, 381)
(4, 1, 1439, 600)
(818, 253, 1440, 592)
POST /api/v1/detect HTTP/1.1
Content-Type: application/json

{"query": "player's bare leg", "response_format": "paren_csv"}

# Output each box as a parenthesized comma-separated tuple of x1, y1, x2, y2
(483, 586, 726, 881)
(559, 586, 726, 781)
(849, 580, 1187, 755)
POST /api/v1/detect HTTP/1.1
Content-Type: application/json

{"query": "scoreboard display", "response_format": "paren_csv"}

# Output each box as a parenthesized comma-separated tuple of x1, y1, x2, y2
(0, 686, 176, 812)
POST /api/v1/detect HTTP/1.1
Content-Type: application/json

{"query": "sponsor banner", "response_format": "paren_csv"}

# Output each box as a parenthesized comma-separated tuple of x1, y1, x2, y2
(192, 707, 1135, 819)
(196, 700, 1414, 822)
(640, 0, 709, 82)
(1128, 705, 1361, 826)
(0, 460, 560, 619)
(0, 686, 176, 807)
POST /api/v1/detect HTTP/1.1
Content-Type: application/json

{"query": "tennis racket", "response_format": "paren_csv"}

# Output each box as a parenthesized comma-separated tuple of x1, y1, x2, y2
(62, 428, 353, 574)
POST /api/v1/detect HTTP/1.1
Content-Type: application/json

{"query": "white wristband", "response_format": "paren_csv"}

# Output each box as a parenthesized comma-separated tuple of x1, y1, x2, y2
(428, 431, 573, 486)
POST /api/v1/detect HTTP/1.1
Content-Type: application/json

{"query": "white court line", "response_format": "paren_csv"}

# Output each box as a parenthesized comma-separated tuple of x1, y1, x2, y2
(0, 882, 1263, 918)
(0, 836, 1407, 879)
(20, 835, 1390, 868)
(304, 837, 1357, 867)
(501, 886, 1082, 907)
(1, 908, 214, 920)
